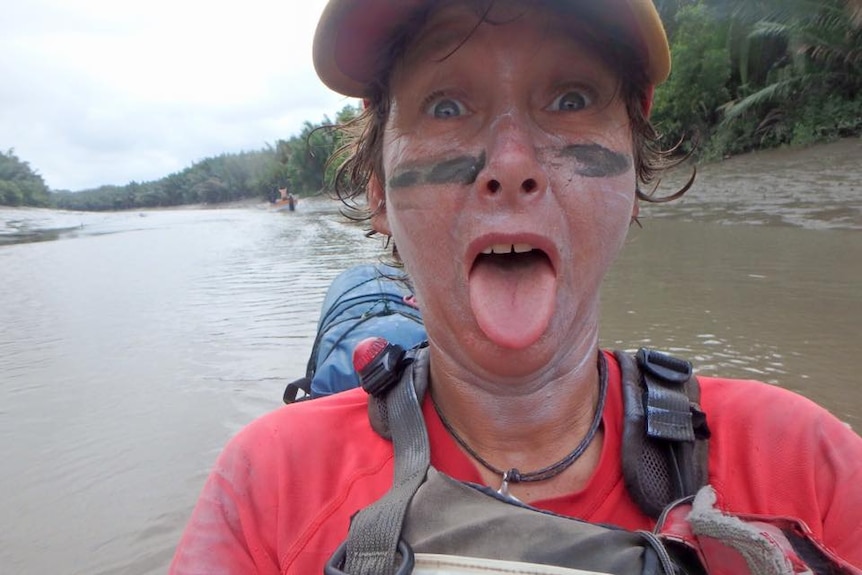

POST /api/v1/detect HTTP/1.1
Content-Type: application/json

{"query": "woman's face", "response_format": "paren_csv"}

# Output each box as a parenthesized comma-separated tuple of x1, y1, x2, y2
(371, 1, 637, 377)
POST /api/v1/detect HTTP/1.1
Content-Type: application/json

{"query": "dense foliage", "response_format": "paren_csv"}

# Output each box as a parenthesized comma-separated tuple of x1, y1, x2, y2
(3, 0, 860, 209)
(652, 0, 862, 158)
(0, 149, 51, 207)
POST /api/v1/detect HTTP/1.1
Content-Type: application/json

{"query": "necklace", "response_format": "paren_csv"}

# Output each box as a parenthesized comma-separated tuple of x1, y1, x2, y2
(431, 352, 608, 498)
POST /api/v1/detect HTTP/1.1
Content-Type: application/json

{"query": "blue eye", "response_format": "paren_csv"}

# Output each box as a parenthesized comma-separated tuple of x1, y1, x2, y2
(552, 91, 592, 112)
(428, 97, 464, 118)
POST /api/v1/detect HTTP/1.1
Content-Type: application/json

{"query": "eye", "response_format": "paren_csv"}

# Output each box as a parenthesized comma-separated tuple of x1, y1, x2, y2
(550, 89, 593, 112)
(425, 95, 466, 119)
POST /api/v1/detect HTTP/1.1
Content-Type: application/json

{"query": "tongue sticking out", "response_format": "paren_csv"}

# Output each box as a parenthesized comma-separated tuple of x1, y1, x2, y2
(468, 251, 556, 349)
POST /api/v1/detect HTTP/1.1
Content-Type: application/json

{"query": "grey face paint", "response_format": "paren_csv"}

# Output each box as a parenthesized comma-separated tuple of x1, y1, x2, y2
(561, 144, 631, 178)
(389, 152, 486, 189)
(387, 145, 627, 189)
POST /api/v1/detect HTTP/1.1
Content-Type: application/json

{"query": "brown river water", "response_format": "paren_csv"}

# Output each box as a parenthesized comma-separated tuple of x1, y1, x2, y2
(0, 138, 860, 573)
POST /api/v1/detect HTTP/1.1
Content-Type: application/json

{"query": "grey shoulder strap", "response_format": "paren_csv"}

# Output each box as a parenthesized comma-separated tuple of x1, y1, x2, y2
(615, 348, 710, 518)
(329, 348, 431, 575)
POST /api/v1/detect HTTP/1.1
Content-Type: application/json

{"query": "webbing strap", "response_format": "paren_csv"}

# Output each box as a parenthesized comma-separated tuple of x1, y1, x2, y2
(644, 378, 696, 442)
(342, 349, 431, 575)
(638, 348, 696, 442)
(616, 349, 710, 517)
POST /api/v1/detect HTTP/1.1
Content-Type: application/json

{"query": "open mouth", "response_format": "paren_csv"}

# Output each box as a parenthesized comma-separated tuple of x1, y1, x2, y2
(474, 243, 552, 271)
(468, 241, 557, 349)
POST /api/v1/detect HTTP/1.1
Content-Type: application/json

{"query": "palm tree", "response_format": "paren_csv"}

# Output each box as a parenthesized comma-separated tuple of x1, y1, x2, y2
(717, 0, 862, 139)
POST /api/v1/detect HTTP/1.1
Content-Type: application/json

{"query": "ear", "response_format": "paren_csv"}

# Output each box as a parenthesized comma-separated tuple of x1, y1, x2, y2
(367, 173, 391, 235)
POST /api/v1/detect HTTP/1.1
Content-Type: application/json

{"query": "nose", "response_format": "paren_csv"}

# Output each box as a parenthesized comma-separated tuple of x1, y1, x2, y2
(476, 113, 548, 199)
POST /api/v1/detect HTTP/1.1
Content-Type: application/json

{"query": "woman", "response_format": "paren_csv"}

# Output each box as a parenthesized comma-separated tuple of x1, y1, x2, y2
(171, 1, 862, 572)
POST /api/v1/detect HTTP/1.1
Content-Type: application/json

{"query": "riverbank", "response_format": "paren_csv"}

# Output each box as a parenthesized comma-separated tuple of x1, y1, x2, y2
(645, 137, 861, 230)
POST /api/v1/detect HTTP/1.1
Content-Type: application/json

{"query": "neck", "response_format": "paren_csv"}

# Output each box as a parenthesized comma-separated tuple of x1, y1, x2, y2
(427, 343, 605, 497)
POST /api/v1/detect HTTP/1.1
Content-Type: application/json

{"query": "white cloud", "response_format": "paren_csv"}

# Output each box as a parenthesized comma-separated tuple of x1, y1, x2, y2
(0, 0, 356, 191)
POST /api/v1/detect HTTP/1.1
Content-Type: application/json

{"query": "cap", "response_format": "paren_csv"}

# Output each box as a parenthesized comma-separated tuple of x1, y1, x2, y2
(313, 0, 671, 98)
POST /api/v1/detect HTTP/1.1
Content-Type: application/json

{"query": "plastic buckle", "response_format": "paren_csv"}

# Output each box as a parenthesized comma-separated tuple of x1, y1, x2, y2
(637, 348, 692, 385)
(354, 337, 407, 397)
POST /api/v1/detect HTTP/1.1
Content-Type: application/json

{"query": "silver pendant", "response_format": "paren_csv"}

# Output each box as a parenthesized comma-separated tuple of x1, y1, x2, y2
(496, 470, 522, 503)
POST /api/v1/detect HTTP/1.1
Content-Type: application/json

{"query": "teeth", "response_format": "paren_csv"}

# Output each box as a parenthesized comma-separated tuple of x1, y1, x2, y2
(481, 243, 534, 255)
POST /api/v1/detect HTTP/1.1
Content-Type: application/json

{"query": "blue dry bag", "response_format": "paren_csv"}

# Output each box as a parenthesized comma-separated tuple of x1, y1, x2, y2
(284, 263, 427, 403)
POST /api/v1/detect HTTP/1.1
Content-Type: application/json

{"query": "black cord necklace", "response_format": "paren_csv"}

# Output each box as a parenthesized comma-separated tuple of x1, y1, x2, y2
(432, 352, 608, 498)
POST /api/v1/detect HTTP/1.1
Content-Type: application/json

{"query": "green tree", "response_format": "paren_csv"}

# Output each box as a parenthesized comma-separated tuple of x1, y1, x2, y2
(709, 0, 862, 150)
(652, 3, 732, 151)
(0, 149, 51, 207)
(651, 0, 861, 158)
(192, 176, 230, 204)
(259, 103, 360, 199)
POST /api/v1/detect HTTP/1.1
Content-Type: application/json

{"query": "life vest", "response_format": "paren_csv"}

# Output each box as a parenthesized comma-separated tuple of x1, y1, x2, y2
(323, 344, 859, 575)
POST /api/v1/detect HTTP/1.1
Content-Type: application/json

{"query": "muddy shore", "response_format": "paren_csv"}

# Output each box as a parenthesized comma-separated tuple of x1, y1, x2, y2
(644, 137, 861, 230)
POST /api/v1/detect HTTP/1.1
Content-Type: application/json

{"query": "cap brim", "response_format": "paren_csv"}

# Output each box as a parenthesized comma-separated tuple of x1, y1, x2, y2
(313, 0, 670, 98)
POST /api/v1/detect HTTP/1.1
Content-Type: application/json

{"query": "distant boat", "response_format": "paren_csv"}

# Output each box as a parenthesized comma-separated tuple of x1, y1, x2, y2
(270, 188, 298, 212)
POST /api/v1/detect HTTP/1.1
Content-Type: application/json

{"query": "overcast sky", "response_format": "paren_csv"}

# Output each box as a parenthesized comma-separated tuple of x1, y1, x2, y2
(1, 0, 356, 191)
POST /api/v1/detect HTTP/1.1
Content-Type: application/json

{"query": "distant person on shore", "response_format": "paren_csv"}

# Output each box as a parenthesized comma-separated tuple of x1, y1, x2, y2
(171, 1, 862, 573)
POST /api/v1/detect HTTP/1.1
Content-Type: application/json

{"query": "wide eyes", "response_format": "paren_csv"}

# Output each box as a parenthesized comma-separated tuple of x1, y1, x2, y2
(550, 89, 593, 112)
(422, 88, 595, 118)
(426, 96, 467, 119)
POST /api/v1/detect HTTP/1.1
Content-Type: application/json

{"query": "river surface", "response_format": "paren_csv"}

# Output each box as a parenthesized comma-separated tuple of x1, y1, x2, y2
(1, 139, 860, 574)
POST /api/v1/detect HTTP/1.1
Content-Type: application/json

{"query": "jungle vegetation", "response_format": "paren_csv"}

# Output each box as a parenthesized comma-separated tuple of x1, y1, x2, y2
(3, 0, 860, 210)
(0, 149, 52, 208)
(653, 0, 861, 157)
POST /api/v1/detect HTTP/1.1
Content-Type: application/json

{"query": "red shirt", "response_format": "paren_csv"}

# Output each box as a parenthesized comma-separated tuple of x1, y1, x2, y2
(170, 351, 862, 573)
